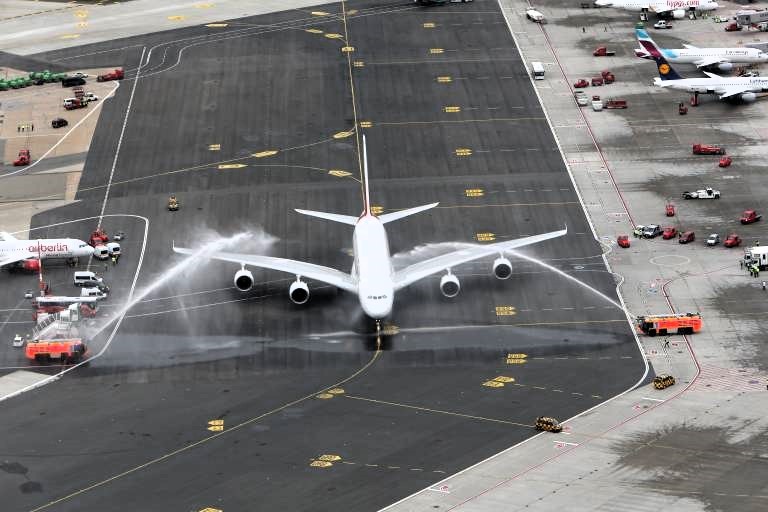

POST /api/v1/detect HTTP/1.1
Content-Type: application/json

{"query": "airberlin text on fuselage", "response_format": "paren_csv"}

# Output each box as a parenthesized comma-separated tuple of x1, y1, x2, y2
(28, 243, 69, 252)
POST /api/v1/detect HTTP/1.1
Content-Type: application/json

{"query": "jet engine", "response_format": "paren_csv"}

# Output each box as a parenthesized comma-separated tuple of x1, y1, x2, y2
(234, 269, 254, 291)
(716, 62, 733, 72)
(672, 9, 686, 19)
(289, 279, 310, 304)
(22, 259, 40, 272)
(741, 92, 757, 103)
(440, 273, 460, 298)
(493, 257, 513, 280)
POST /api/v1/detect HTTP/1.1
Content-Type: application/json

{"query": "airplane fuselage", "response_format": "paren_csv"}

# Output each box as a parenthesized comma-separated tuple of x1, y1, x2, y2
(0, 238, 93, 264)
(595, 0, 718, 12)
(640, 48, 768, 65)
(352, 215, 394, 319)
(656, 76, 768, 94)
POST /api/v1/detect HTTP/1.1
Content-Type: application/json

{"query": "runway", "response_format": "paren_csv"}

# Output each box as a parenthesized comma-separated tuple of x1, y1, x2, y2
(0, 1, 644, 510)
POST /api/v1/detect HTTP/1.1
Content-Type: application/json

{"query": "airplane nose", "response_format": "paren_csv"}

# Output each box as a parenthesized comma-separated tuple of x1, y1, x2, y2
(83, 245, 94, 256)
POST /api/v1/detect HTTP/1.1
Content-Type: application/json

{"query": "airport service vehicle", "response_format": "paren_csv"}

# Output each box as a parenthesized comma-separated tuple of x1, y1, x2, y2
(33, 296, 99, 320)
(113, 231, 125, 241)
(741, 210, 762, 224)
(692, 144, 725, 155)
(173, 136, 567, 325)
(531, 61, 545, 80)
(678, 102, 688, 114)
(744, 246, 768, 269)
(73, 271, 104, 288)
(666, 203, 675, 216)
(604, 99, 627, 109)
(591, 76, 604, 86)
(574, 79, 589, 88)
(26, 338, 86, 363)
(574, 92, 589, 106)
(636, 312, 702, 336)
(0, 233, 93, 271)
(594, 0, 719, 18)
(12, 334, 24, 348)
(89, 228, 109, 247)
(725, 22, 742, 32)
(72, 86, 84, 99)
(61, 76, 85, 87)
(51, 118, 68, 129)
(724, 233, 742, 248)
(525, 9, 545, 23)
(707, 233, 721, 246)
(64, 98, 87, 110)
(718, 156, 732, 167)
(13, 149, 30, 166)
(643, 225, 663, 238)
(168, 196, 180, 211)
(97, 68, 124, 82)
(534, 417, 563, 433)
(679, 231, 695, 244)
(84, 92, 99, 102)
(633, 225, 646, 237)
(654, 20, 673, 29)
(634, 28, 768, 71)
(662, 226, 678, 239)
(682, 187, 720, 199)
(601, 70, 616, 83)
(617, 235, 631, 248)
(591, 95, 604, 111)
(653, 374, 676, 389)
(593, 46, 616, 56)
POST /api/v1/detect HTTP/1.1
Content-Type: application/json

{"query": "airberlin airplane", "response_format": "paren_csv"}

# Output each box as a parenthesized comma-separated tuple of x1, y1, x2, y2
(0, 232, 93, 271)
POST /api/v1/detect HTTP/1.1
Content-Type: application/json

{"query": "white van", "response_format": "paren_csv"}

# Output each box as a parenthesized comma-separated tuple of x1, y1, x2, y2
(73, 271, 103, 287)
(93, 245, 109, 260)
(106, 242, 121, 255)
(531, 61, 545, 80)
(81, 287, 107, 299)
(525, 9, 545, 23)
(62, 98, 78, 107)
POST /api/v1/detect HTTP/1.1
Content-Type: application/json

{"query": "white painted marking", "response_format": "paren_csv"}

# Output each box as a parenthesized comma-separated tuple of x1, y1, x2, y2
(554, 440, 579, 446)
(642, 396, 665, 402)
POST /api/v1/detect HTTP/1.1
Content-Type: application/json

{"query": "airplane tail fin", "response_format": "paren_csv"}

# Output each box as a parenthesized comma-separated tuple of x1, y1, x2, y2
(636, 26, 683, 80)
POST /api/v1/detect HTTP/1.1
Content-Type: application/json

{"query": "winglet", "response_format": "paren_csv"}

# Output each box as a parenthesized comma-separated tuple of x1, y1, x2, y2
(362, 134, 372, 216)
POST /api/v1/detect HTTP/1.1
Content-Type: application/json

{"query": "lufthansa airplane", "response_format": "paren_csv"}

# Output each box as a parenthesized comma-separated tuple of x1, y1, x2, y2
(173, 137, 567, 324)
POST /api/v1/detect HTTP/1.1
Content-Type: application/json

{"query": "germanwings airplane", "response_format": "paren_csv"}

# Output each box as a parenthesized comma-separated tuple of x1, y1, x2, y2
(0, 232, 93, 271)
(173, 137, 567, 323)
(634, 28, 768, 71)
(594, 0, 718, 17)
(639, 28, 768, 102)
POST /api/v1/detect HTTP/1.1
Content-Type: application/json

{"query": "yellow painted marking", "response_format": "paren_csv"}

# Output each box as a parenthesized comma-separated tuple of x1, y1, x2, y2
(333, 130, 354, 139)
(359, 121, 373, 128)
(74, 10, 88, 18)
(353, 60, 365, 67)
(429, 48, 444, 54)
(218, 163, 247, 169)
(328, 169, 352, 177)
(208, 143, 221, 151)
(60, 34, 80, 39)
(305, 28, 323, 34)
(311, 11, 330, 16)
(167, 15, 186, 21)
(465, 188, 484, 197)
(381, 323, 400, 335)
(443, 106, 461, 113)
(455, 148, 472, 156)
(482, 380, 505, 388)
(252, 150, 278, 158)
(506, 352, 527, 364)
(206, 23, 228, 27)
(207, 419, 224, 426)
(327, 388, 345, 395)
(493, 376, 515, 383)
(495, 305, 516, 316)
(324, 33, 343, 39)
(316, 393, 334, 399)
(77, 21, 88, 28)
(475, 232, 496, 242)
(310, 460, 333, 467)
(207, 425, 224, 432)
(347, 9, 358, 15)
(507, 353, 527, 359)
(371, 205, 384, 215)
(341, 46, 355, 53)
(199, 508, 222, 512)
(318, 454, 342, 462)
(195, 2, 215, 7)
(423, 22, 436, 28)
(437, 76, 453, 83)
(506, 359, 527, 364)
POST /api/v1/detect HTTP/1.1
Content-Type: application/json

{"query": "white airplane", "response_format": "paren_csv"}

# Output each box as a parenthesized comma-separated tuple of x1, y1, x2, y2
(0, 232, 93, 271)
(594, 0, 718, 18)
(639, 28, 768, 102)
(634, 27, 768, 71)
(173, 136, 567, 324)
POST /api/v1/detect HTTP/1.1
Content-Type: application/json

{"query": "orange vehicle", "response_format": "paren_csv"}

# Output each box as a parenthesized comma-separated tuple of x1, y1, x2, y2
(636, 313, 702, 336)
(25, 338, 86, 363)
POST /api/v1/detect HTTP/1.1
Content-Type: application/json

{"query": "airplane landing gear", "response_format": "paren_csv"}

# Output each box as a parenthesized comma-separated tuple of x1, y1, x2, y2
(691, 92, 699, 107)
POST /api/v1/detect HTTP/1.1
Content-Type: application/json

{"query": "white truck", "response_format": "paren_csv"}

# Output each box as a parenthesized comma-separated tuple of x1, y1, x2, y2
(526, 9, 545, 23)
(744, 246, 768, 269)
(681, 187, 720, 200)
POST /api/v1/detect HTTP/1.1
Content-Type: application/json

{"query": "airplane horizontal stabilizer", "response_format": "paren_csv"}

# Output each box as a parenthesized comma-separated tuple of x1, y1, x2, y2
(294, 209, 359, 226)
(378, 202, 439, 224)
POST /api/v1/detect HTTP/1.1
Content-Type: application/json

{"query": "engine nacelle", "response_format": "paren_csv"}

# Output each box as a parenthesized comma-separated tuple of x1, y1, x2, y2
(716, 62, 733, 72)
(440, 273, 460, 298)
(93, 244, 109, 260)
(493, 257, 513, 280)
(22, 259, 40, 272)
(234, 269, 254, 291)
(741, 92, 757, 103)
(672, 9, 685, 19)
(289, 279, 310, 304)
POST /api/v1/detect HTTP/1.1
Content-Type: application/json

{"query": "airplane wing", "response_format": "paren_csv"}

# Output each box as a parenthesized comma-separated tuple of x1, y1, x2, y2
(702, 71, 723, 79)
(683, 44, 699, 50)
(694, 57, 726, 68)
(0, 250, 34, 268)
(650, 5, 670, 13)
(718, 86, 753, 99)
(392, 228, 567, 291)
(172, 244, 358, 293)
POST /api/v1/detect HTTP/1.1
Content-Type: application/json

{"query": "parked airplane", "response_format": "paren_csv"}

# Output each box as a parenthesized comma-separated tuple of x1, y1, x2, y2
(640, 29, 768, 102)
(635, 27, 768, 71)
(594, 0, 719, 18)
(173, 136, 567, 325)
(0, 232, 93, 271)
